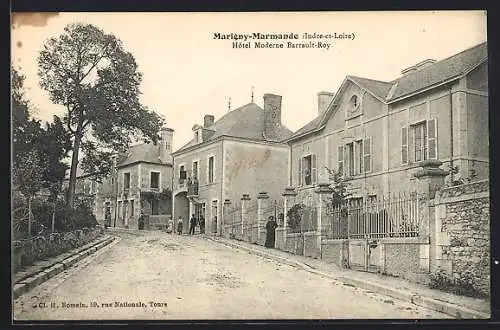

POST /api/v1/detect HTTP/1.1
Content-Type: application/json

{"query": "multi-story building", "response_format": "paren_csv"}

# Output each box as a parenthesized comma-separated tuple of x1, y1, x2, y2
(285, 42, 488, 204)
(70, 127, 175, 229)
(171, 94, 293, 235)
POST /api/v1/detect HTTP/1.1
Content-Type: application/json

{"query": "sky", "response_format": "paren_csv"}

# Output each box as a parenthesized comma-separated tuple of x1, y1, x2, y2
(11, 11, 487, 151)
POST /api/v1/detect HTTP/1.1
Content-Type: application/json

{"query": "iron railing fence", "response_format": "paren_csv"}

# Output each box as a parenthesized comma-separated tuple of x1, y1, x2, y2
(325, 192, 425, 239)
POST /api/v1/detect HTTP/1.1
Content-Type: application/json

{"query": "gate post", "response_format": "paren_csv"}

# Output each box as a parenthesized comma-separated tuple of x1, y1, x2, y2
(414, 159, 448, 274)
(315, 182, 334, 257)
(257, 192, 270, 246)
(241, 194, 251, 240)
(281, 186, 298, 250)
(223, 199, 232, 238)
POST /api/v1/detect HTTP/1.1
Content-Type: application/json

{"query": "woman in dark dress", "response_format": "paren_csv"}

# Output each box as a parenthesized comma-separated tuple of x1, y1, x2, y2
(265, 216, 278, 248)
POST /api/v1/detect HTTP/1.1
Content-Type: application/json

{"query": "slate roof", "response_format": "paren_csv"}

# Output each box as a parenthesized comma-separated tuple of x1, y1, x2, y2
(66, 142, 167, 179)
(287, 42, 487, 142)
(117, 142, 164, 168)
(174, 102, 293, 154)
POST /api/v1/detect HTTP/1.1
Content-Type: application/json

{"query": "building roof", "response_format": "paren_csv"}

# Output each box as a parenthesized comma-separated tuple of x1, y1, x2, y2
(174, 102, 293, 154)
(65, 142, 169, 180)
(117, 142, 164, 168)
(287, 42, 487, 142)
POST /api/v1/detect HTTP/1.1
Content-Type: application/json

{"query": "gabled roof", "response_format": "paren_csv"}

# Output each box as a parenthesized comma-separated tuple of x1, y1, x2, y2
(287, 42, 487, 142)
(173, 102, 293, 154)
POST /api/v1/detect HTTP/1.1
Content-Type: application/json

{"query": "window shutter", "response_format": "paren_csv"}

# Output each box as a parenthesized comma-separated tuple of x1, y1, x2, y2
(427, 119, 437, 159)
(311, 154, 317, 184)
(337, 145, 344, 176)
(298, 157, 302, 186)
(344, 144, 349, 176)
(364, 138, 371, 172)
(401, 126, 408, 164)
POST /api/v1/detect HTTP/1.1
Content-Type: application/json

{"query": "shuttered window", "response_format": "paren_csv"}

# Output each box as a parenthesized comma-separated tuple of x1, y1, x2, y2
(311, 154, 317, 184)
(401, 126, 408, 164)
(363, 138, 371, 173)
(337, 145, 344, 175)
(427, 119, 437, 159)
(297, 157, 302, 186)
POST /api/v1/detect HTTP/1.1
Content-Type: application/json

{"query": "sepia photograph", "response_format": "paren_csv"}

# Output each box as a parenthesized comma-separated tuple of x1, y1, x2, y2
(11, 10, 490, 321)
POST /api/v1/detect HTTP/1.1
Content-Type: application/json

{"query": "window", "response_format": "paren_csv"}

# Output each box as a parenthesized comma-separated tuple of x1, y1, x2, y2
(150, 172, 160, 189)
(414, 121, 427, 162)
(350, 95, 358, 107)
(298, 154, 317, 186)
(401, 127, 408, 164)
(192, 161, 199, 180)
(337, 146, 344, 175)
(179, 165, 187, 181)
(402, 119, 437, 164)
(355, 140, 363, 175)
(208, 156, 214, 183)
(339, 137, 371, 177)
(124, 173, 130, 189)
(346, 143, 354, 176)
(363, 138, 371, 173)
(166, 141, 171, 151)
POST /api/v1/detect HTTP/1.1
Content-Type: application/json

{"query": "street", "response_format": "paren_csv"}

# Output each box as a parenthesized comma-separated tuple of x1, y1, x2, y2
(14, 230, 450, 320)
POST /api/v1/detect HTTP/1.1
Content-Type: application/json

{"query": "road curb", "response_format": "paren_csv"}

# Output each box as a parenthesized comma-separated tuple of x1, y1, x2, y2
(204, 236, 489, 319)
(13, 235, 116, 299)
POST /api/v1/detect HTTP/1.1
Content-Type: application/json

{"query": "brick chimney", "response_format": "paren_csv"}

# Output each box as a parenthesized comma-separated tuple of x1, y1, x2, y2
(159, 127, 174, 164)
(204, 114, 215, 128)
(263, 93, 282, 138)
(317, 91, 334, 115)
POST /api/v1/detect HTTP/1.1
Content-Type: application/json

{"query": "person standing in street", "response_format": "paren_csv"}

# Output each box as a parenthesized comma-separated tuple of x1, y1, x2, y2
(189, 214, 197, 235)
(166, 217, 173, 234)
(265, 215, 278, 248)
(177, 216, 184, 235)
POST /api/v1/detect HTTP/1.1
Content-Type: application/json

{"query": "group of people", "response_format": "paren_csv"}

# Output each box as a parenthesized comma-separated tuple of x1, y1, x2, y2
(166, 214, 205, 235)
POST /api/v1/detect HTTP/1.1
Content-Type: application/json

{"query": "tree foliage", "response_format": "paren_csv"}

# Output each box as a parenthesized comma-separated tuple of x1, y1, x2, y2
(37, 23, 164, 206)
(325, 166, 351, 208)
(12, 66, 72, 197)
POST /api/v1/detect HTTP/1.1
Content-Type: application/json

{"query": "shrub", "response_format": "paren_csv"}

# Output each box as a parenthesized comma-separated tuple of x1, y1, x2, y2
(428, 268, 487, 298)
(287, 203, 305, 231)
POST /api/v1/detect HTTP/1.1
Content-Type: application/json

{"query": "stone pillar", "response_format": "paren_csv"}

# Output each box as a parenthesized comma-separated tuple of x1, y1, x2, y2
(222, 199, 231, 238)
(414, 159, 448, 274)
(241, 194, 251, 240)
(257, 192, 270, 245)
(315, 182, 334, 256)
(280, 186, 298, 249)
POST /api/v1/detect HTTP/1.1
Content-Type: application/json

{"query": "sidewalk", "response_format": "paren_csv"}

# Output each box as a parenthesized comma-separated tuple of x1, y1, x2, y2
(13, 234, 116, 299)
(204, 235, 490, 319)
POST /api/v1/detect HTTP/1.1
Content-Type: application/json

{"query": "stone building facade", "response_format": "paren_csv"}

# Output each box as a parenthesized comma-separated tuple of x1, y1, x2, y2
(285, 42, 488, 205)
(171, 94, 293, 235)
(71, 127, 175, 229)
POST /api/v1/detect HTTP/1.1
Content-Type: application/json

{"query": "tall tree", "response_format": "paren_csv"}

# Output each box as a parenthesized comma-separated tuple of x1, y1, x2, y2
(37, 23, 164, 207)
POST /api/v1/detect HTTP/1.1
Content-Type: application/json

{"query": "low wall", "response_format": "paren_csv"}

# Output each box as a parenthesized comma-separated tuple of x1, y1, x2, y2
(242, 225, 259, 244)
(285, 233, 304, 255)
(12, 226, 104, 273)
(275, 228, 286, 250)
(433, 180, 490, 296)
(321, 239, 343, 267)
(303, 231, 320, 258)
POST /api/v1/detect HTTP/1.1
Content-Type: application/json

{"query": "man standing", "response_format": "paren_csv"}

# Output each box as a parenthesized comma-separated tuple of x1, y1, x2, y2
(189, 214, 197, 235)
(265, 215, 278, 248)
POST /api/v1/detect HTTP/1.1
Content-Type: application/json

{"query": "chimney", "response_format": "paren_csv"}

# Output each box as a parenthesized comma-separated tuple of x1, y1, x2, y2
(401, 59, 437, 75)
(159, 127, 174, 164)
(204, 114, 215, 128)
(263, 93, 282, 138)
(317, 91, 334, 115)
